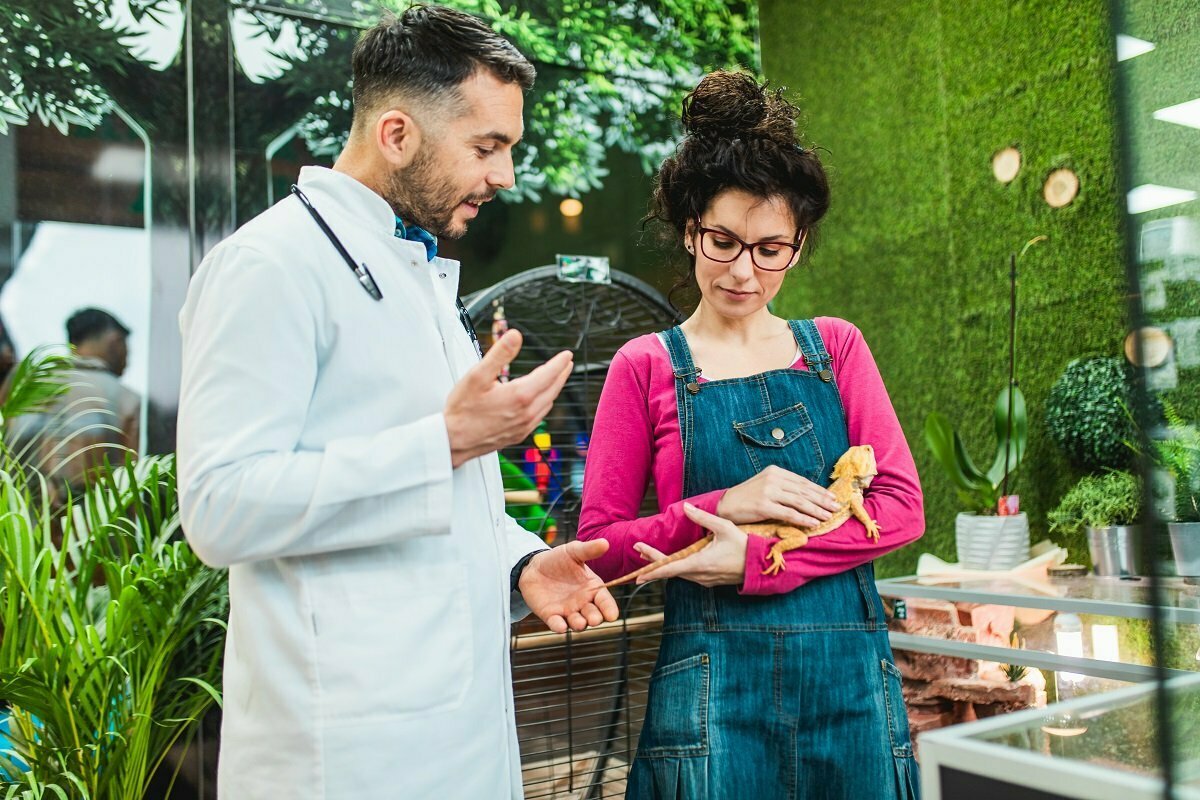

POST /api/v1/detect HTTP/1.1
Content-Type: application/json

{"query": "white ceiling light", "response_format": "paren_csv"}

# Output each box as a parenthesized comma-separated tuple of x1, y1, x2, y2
(1153, 98, 1200, 130)
(1127, 184, 1199, 214)
(1116, 34, 1156, 61)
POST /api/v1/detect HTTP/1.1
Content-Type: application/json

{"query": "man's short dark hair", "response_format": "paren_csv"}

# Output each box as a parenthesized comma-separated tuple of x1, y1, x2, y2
(66, 308, 130, 346)
(351, 4, 536, 124)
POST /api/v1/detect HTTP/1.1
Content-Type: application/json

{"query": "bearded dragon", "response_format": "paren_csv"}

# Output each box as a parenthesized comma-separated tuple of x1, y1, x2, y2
(603, 444, 881, 587)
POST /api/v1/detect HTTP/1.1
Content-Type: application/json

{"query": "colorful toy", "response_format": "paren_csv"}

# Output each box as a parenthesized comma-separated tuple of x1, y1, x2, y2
(499, 452, 558, 543)
(570, 432, 589, 493)
(523, 423, 564, 506)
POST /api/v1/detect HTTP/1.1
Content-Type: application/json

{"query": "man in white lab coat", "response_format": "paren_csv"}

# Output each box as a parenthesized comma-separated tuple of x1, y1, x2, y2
(176, 6, 618, 797)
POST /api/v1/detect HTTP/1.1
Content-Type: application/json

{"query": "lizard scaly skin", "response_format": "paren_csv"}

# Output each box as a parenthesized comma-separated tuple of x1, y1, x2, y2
(602, 444, 881, 587)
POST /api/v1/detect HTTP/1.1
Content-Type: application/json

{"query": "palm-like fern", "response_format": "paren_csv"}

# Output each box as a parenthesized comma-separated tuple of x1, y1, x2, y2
(0, 354, 228, 799)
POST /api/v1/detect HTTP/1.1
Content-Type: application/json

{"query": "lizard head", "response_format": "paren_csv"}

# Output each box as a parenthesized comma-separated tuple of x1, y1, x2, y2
(831, 444, 878, 488)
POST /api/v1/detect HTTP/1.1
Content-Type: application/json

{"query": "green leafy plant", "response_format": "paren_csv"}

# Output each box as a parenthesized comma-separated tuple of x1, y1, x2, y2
(0, 352, 228, 799)
(0, 0, 760, 203)
(1001, 633, 1027, 682)
(925, 385, 1029, 515)
(1045, 357, 1140, 470)
(1047, 470, 1142, 538)
(1152, 400, 1200, 523)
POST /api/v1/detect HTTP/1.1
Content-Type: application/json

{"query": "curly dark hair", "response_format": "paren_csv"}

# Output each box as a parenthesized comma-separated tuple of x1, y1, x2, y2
(647, 71, 830, 309)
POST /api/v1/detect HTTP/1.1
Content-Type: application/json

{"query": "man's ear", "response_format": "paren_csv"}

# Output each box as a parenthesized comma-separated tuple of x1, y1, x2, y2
(375, 109, 421, 169)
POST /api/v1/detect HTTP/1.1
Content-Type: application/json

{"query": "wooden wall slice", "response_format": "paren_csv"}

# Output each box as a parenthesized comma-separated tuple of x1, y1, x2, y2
(1044, 168, 1080, 207)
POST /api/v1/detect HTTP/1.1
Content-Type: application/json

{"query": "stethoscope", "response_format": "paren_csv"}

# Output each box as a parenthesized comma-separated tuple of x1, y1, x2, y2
(290, 184, 482, 357)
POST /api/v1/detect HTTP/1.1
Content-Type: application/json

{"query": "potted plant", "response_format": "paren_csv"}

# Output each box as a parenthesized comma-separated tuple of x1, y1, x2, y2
(1153, 402, 1200, 575)
(1047, 470, 1143, 576)
(0, 352, 228, 798)
(925, 382, 1030, 568)
(924, 239, 1041, 570)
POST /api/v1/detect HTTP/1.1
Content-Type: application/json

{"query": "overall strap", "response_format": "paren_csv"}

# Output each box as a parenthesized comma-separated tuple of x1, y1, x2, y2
(660, 326, 703, 394)
(789, 319, 834, 382)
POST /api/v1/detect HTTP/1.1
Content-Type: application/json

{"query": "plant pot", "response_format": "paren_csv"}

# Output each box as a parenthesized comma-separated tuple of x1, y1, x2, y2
(1168, 521, 1200, 577)
(955, 512, 1030, 570)
(1086, 525, 1143, 577)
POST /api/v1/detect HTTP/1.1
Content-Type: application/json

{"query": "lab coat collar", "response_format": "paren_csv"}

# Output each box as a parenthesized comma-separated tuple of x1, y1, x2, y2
(297, 166, 397, 239)
(296, 165, 462, 292)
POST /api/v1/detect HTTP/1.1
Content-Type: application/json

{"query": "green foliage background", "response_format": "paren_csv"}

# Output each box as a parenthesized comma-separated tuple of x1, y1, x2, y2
(0, 0, 759, 204)
(759, 0, 1131, 574)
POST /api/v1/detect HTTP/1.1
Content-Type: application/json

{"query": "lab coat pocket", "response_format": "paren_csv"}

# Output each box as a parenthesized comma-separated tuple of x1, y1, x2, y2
(311, 562, 473, 723)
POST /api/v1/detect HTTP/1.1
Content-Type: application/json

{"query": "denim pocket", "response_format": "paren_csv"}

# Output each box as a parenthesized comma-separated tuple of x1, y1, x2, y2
(880, 659, 915, 759)
(733, 403, 825, 481)
(637, 653, 710, 758)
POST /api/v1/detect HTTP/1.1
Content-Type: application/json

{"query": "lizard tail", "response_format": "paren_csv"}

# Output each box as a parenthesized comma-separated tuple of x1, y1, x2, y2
(602, 534, 714, 589)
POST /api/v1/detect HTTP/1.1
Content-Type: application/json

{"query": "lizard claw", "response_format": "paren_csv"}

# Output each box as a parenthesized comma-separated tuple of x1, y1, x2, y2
(761, 548, 787, 576)
(865, 520, 881, 542)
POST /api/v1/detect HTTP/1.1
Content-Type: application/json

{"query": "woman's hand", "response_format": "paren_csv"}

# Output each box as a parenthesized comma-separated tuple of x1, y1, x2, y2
(717, 465, 841, 528)
(633, 503, 749, 587)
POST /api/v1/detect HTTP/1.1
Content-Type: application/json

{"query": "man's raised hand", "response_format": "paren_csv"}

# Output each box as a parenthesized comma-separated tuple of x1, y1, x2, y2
(444, 329, 573, 467)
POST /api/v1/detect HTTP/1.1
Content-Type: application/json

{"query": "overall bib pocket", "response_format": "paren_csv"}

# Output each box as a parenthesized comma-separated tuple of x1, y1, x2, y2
(733, 403, 825, 482)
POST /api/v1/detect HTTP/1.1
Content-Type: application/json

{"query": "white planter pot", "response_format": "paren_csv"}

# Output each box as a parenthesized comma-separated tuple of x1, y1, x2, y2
(955, 512, 1029, 570)
(1168, 521, 1200, 577)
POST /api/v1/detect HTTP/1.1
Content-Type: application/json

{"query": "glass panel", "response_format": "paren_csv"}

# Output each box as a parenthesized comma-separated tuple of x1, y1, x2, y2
(1, 0, 194, 457)
(1111, 0, 1200, 794)
(0, 91, 154, 496)
(228, 9, 671, 296)
(227, 2, 759, 299)
(971, 677, 1200, 783)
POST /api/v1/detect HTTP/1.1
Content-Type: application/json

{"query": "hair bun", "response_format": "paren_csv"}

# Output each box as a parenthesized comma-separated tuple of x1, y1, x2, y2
(681, 71, 797, 145)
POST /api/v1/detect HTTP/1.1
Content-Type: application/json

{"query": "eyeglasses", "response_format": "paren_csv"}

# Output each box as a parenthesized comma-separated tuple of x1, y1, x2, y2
(693, 218, 805, 272)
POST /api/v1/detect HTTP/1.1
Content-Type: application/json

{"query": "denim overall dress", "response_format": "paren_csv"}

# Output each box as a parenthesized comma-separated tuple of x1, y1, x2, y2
(626, 321, 919, 800)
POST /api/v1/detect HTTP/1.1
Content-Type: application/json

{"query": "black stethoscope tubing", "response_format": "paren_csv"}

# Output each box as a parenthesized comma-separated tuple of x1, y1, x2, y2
(289, 183, 482, 355)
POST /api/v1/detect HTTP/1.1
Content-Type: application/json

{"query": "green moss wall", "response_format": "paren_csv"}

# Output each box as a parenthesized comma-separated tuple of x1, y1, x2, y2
(759, 0, 1127, 575)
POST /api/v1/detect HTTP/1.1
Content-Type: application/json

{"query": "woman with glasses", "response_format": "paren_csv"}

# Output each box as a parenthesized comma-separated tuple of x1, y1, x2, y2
(577, 71, 923, 799)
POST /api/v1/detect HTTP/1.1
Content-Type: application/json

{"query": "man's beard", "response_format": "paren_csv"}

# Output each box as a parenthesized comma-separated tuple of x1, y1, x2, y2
(382, 146, 491, 239)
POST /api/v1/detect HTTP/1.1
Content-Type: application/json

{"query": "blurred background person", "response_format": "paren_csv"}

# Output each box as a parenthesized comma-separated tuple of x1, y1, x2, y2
(4, 307, 140, 504)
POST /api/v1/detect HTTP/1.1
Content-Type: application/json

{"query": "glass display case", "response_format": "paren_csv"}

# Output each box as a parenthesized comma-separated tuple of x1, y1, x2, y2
(918, 672, 1200, 799)
(877, 575, 1200, 684)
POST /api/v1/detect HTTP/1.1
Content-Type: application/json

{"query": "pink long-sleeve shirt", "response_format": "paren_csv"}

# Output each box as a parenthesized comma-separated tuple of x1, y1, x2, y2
(576, 317, 924, 595)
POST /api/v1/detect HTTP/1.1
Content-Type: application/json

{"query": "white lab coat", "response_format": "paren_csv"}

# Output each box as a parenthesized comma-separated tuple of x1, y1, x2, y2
(177, 166, 547, 799)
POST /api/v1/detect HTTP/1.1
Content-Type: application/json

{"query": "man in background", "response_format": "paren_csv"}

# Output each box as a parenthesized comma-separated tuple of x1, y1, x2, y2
(5, 307, 139, 501)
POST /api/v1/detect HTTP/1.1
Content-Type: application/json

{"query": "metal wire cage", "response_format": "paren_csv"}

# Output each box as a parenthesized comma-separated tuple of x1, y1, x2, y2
(464, 265, 679, 799)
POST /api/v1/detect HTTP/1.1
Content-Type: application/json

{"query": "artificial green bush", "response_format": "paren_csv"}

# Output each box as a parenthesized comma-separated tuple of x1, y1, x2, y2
(1045, 358, 1138, 470)
(1047, 470, 1142, 538)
